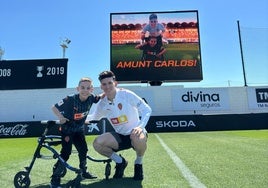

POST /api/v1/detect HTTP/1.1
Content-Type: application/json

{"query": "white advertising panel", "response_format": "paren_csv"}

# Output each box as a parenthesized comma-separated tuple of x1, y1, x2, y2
(171, 88, 230, 111)
(247, 87, 268, 109)
(132, 89, 155, 110)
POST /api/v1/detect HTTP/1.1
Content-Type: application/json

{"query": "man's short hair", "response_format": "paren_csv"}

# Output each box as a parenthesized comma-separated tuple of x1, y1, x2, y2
(149, 13, 157, 20)
(78, 77, 93, 85)
(98, 71, 116, 81)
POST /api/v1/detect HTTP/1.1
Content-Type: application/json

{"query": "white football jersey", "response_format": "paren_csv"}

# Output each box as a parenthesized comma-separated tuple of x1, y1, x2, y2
(89, 88, 152, 135)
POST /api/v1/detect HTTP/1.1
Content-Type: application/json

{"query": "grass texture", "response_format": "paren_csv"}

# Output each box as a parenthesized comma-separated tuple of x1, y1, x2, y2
(0, 130, 267, 188)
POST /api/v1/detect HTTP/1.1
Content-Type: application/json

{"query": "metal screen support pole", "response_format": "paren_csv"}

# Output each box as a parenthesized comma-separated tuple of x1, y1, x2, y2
(237, 20, 248, 87)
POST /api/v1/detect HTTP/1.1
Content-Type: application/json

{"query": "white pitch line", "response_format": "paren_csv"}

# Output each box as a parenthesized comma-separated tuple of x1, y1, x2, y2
(155, 134, 207, 188)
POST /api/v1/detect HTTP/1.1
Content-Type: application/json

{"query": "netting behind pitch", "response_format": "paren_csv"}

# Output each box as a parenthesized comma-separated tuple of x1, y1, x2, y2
(240, 26, 268, 86)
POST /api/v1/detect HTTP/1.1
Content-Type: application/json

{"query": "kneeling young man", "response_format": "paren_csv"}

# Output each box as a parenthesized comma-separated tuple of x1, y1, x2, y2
(88, 71, 152, 180)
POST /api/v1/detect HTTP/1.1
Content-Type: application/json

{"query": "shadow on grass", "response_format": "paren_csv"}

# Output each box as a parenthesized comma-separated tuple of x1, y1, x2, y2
(82, 177, 143, 188)
(31, 177, 142, 188)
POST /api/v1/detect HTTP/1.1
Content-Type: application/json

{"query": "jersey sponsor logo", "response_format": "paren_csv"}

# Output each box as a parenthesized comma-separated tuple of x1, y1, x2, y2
(74, 112, 88, 120)
(110, 115, 128, 125)
(57, 99, 64, 106)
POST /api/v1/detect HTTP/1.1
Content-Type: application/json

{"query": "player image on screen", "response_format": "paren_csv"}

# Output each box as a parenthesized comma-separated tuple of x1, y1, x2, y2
(141, 13, 166, 48)
(135, 36, 166, 62)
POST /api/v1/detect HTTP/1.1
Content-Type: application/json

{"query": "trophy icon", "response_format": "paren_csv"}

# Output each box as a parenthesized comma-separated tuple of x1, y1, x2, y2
(36, 66, 44, 77)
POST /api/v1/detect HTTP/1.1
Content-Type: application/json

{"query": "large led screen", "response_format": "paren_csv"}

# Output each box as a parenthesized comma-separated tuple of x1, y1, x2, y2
(110, 10, 203, 84)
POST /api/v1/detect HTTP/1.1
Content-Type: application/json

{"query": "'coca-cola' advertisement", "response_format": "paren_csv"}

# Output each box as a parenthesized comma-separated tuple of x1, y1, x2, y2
(0, 121, 106, 138)
(0, 124, 28, 136)
(0, 121, 60, 138)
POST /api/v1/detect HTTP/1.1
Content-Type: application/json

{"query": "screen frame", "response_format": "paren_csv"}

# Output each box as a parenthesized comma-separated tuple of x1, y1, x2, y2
(110, 10, 203, 84)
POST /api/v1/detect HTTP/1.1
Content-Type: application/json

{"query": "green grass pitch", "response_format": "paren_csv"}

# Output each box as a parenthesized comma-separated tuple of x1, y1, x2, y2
(1, 130, 267, 188)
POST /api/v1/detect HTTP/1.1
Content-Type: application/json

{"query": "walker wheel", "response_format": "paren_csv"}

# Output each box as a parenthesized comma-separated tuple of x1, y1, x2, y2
(14, 171, 31, 188)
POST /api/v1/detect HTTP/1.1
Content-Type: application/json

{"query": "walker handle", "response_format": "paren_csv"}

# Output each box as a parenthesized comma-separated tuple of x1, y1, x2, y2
(41, 120, 61, 125)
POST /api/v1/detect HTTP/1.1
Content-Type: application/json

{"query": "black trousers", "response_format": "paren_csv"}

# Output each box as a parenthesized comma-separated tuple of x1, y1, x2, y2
(52, 131, 88, 178)
(60, 131, 88, 167)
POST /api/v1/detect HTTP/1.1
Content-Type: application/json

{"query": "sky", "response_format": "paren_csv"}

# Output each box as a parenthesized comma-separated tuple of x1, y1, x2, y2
(1, 0, 268, 88)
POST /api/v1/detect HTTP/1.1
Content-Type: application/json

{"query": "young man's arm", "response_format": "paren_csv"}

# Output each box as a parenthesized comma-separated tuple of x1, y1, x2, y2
(86, 101, 105, 124)
(137, 101, 152, 129)
(128, 90, 152, 129)
(156, 47, 166, 57)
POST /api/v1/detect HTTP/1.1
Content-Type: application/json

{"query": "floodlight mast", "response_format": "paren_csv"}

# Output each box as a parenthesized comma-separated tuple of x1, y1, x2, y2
(0, 47, 4, 61)
(60, 38, 71, 58)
